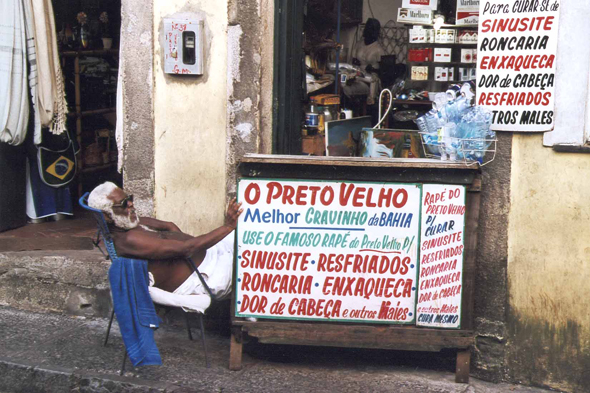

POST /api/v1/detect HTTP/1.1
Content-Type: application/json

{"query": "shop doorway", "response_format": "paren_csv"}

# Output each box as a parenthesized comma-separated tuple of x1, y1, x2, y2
(0, 0, 122, 250)
(274, 0, 475, 156)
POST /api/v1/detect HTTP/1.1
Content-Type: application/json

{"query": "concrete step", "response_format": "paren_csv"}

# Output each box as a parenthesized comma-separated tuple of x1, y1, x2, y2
(0, 306, 557, 393)
(0, 250, 111, 318)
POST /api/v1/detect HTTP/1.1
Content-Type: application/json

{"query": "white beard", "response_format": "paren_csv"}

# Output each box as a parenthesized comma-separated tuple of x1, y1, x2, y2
(111, 211, 139, 230)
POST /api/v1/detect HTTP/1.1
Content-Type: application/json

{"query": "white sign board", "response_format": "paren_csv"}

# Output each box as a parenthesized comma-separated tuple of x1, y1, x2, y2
(476, 1, 561, 132)
(235, 179, 421, 324)
(456, 0, 480, 25)
(416, 185, 466, 329)
(402, 0, 437, 10)
(398, 8, 433, 25)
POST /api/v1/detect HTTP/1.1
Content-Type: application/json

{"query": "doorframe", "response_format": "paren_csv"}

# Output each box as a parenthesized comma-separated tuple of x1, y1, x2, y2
(273, 0, 305, 155)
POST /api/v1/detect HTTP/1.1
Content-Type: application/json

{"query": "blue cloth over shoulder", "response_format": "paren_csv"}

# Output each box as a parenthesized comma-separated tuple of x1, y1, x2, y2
(108, 257, 162, 366)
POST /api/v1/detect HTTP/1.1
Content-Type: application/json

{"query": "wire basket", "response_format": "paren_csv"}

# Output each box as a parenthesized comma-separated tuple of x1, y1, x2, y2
(419, 131, 497, 166)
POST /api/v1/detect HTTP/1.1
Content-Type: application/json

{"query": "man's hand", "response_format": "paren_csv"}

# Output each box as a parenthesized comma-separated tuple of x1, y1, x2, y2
(224, 198, 243, 229)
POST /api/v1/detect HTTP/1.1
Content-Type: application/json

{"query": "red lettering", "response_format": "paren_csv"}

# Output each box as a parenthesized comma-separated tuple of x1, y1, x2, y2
(295, 186, 308, 205)
(352, 187, 366, 207)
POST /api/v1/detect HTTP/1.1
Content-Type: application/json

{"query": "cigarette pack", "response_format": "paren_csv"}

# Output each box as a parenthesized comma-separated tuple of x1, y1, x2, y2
(461, 49, 474, 63)
(435, 29, 456, 44)
(411, 66, 429, 81)
(435, 67, 449, 81)
(409, 28, 426, 43)
(434, 48, 452, 63)
(457, 30, 478, 44)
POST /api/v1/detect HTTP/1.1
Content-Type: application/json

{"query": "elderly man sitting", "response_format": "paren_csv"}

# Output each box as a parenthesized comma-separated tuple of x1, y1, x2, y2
(88, 181, 242, 312)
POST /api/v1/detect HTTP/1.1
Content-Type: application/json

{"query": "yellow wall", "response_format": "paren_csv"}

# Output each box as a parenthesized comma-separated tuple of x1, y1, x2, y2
(152, 1, 228, 234)
(508, 133, 590, 390)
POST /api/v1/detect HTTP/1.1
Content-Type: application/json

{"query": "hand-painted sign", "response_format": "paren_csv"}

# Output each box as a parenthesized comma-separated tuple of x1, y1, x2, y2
(476, 0, 561, 132)
(235, 179, 421, 324)
(416, 185, 466, 329)
(457, 0, 480, 25)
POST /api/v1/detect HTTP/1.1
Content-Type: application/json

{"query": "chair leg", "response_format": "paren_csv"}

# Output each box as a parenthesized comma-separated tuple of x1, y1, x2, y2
(104, 308, 115, 346)
(120, 349, 127, 376)
(185, 312, 193, 341)
(198, 313, 209, 368)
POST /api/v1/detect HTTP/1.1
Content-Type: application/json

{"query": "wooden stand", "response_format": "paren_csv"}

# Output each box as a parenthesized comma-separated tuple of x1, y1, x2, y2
(231, 155, 482, 383)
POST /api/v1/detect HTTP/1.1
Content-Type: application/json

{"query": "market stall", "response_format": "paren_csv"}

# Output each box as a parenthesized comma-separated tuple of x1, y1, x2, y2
(229, 154, 481, 383)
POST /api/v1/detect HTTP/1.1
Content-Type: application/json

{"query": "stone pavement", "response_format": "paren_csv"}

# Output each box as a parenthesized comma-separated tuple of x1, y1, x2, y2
(0, 306, 559, 393)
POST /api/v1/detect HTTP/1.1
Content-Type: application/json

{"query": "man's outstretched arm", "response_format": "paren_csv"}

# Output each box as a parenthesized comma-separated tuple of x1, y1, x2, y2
(116, 198, 243, 260)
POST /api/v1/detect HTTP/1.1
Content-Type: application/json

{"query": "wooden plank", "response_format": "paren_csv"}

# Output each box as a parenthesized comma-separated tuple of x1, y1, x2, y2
(240, 163, 479, 185)
(240, 322, 474, 352)
(60, 49, 119, 57)
(229, 327, 243, 371)
(241, 154, 481, 170)
(461, 174, 482, 331)
(455, 349, 471, 383)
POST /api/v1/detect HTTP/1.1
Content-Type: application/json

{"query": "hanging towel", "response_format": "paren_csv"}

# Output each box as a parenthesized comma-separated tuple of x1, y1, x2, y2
(0, 0, 29, 146)
(108, 257, 162, 367)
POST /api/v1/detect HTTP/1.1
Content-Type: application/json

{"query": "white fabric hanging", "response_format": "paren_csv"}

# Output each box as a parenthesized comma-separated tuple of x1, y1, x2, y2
(27, 0, 68, 140)
(0, 0, 29, 146)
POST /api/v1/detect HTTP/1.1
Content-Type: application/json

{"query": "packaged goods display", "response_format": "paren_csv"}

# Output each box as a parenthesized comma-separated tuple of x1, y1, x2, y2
(415, 87, 496, 164)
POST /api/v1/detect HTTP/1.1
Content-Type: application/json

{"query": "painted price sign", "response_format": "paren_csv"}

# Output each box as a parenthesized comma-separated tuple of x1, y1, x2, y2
(235, 179, 421, 324)
(476, 0, 561, 132)
(416, 185, 466, 329)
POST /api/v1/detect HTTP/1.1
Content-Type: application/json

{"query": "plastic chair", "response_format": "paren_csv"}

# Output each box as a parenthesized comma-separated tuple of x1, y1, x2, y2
(79, 193, 215, 373)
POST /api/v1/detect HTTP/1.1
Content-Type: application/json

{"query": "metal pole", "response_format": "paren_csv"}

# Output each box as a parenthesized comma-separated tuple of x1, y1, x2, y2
(334, 0, 341, 95)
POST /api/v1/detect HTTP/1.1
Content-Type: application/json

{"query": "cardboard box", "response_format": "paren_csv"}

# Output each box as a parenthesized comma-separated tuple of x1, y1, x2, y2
(435, 67, 449, 81)
(457, 30, 478, 43)
(409, 27, 426, 43)
(458, 67, 474, 81)
(448, 67, 455, 81)
(435, 29, 456, 43)
(311, 94, 340, 106)
(461, 49, 474, 63)
(411, 66, 429, 80)
(408, 48, 433, 62)
(434, 48, 452, 63)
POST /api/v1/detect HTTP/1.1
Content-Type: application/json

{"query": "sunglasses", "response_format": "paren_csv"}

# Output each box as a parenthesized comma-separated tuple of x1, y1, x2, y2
(112, 194, 134, 209)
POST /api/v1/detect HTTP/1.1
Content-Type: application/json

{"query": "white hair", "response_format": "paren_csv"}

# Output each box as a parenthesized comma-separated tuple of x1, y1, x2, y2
(88, 182, 139, 230)
(88, 182, 118, 211)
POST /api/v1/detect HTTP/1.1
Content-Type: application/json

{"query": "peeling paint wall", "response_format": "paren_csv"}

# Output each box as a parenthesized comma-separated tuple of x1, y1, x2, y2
(152, 1, 229, 234)
(226, 0, 274, 196)
(507, 134, 590, 392)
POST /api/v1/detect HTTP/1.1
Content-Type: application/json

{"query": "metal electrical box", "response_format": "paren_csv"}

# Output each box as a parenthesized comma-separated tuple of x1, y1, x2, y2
(163, 19, 204, 75)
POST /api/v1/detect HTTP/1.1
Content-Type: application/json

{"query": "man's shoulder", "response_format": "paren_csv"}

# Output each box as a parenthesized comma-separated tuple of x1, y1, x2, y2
(112, 227, 150, 243)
